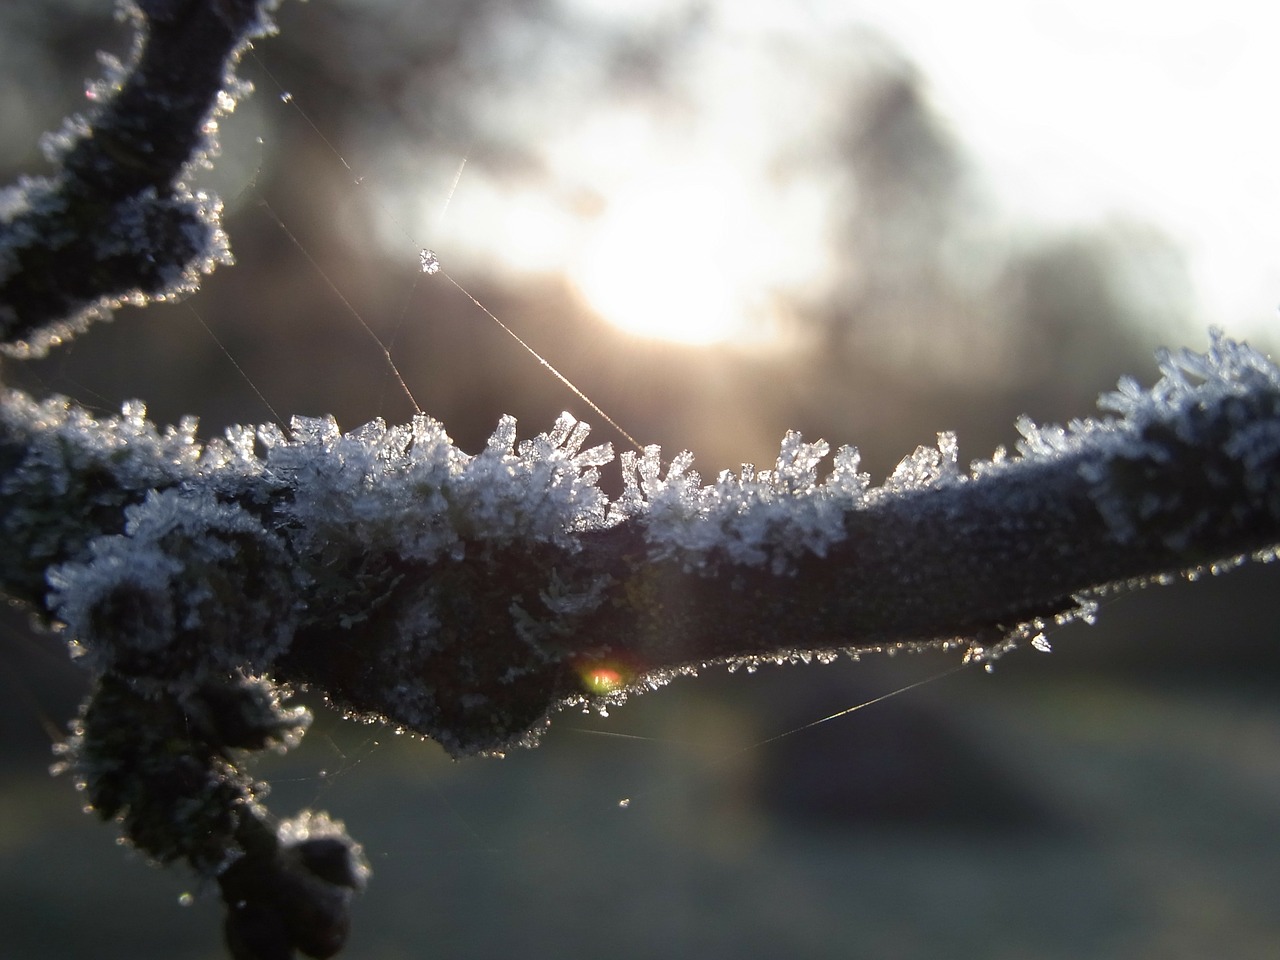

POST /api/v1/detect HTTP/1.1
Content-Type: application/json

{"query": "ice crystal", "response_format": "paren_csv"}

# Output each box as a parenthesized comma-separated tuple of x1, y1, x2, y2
(1, 394, 208, 500)
(274, 410, 615, 570)
(1012, 328, 1280, 547)
(612, 430, 870, 573)
(880, 431, 962, 495)
(1012, 330, 1280, 465)
(276, 811, 370, 892)
(419, 249, 441, 274)
(83, 50, 129, 105)
(47, 488, 299, 683)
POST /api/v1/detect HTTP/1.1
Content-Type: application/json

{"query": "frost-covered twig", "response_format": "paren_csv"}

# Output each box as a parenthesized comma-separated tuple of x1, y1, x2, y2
(0, 3, 375, 957)
(5, 331, 1280, 760)
(0, 0, 275, 356)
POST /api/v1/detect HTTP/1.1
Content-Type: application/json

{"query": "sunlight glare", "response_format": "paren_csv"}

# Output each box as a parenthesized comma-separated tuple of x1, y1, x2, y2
(391, 0, 1280, 349)
(569, 169, 769, 345)
(497, 193, 577, 274)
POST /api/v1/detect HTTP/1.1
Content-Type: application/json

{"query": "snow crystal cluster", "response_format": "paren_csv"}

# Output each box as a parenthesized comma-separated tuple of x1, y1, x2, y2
(611, 431, 870, 574)
(0, 393, 266, 503)
(1014, 329, 1280, 551)
(268, 410, 616, 567)
(47, 487, 299, 683)
(879, 431, 963, 494)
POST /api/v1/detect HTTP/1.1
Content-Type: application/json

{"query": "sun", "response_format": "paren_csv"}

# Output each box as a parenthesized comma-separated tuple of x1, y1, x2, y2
(568, 168, 763, 346)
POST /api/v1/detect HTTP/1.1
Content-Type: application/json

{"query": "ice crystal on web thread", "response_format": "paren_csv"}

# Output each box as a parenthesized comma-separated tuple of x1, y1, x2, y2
(419, 249, 441, 275)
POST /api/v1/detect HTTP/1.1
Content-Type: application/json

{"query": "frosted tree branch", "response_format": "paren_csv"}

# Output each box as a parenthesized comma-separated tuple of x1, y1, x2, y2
(3, 2, 1280, 959)
(4, 334, 1280, 758)
(0, 0, 274, 357)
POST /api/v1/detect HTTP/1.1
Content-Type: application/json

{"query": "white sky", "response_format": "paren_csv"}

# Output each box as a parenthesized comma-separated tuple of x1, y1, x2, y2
(398, 0, 1280, 347)
(859, 0, 1280, 341)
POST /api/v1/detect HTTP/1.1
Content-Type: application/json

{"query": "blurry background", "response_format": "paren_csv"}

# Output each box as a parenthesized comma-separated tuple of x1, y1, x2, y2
(3, 1, 1280, 957)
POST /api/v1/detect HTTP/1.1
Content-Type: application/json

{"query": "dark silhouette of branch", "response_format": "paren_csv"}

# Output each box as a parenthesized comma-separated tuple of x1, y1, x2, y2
(3, 3, 1279, 959)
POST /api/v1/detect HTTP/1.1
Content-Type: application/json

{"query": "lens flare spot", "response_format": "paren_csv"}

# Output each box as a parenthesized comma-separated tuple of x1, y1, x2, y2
(580, 666, 625, 695)
(572, 654, 638, 696)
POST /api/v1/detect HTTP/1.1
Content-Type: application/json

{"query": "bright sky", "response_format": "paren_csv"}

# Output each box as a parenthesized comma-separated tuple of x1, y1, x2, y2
(864, 0, 1280, 342)
(404, 0, 1280, 348)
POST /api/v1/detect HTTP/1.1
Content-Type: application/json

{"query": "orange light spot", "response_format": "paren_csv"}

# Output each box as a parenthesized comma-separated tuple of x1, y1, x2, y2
(580, 667, 625, 696)
(571, 652, 640, 696)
